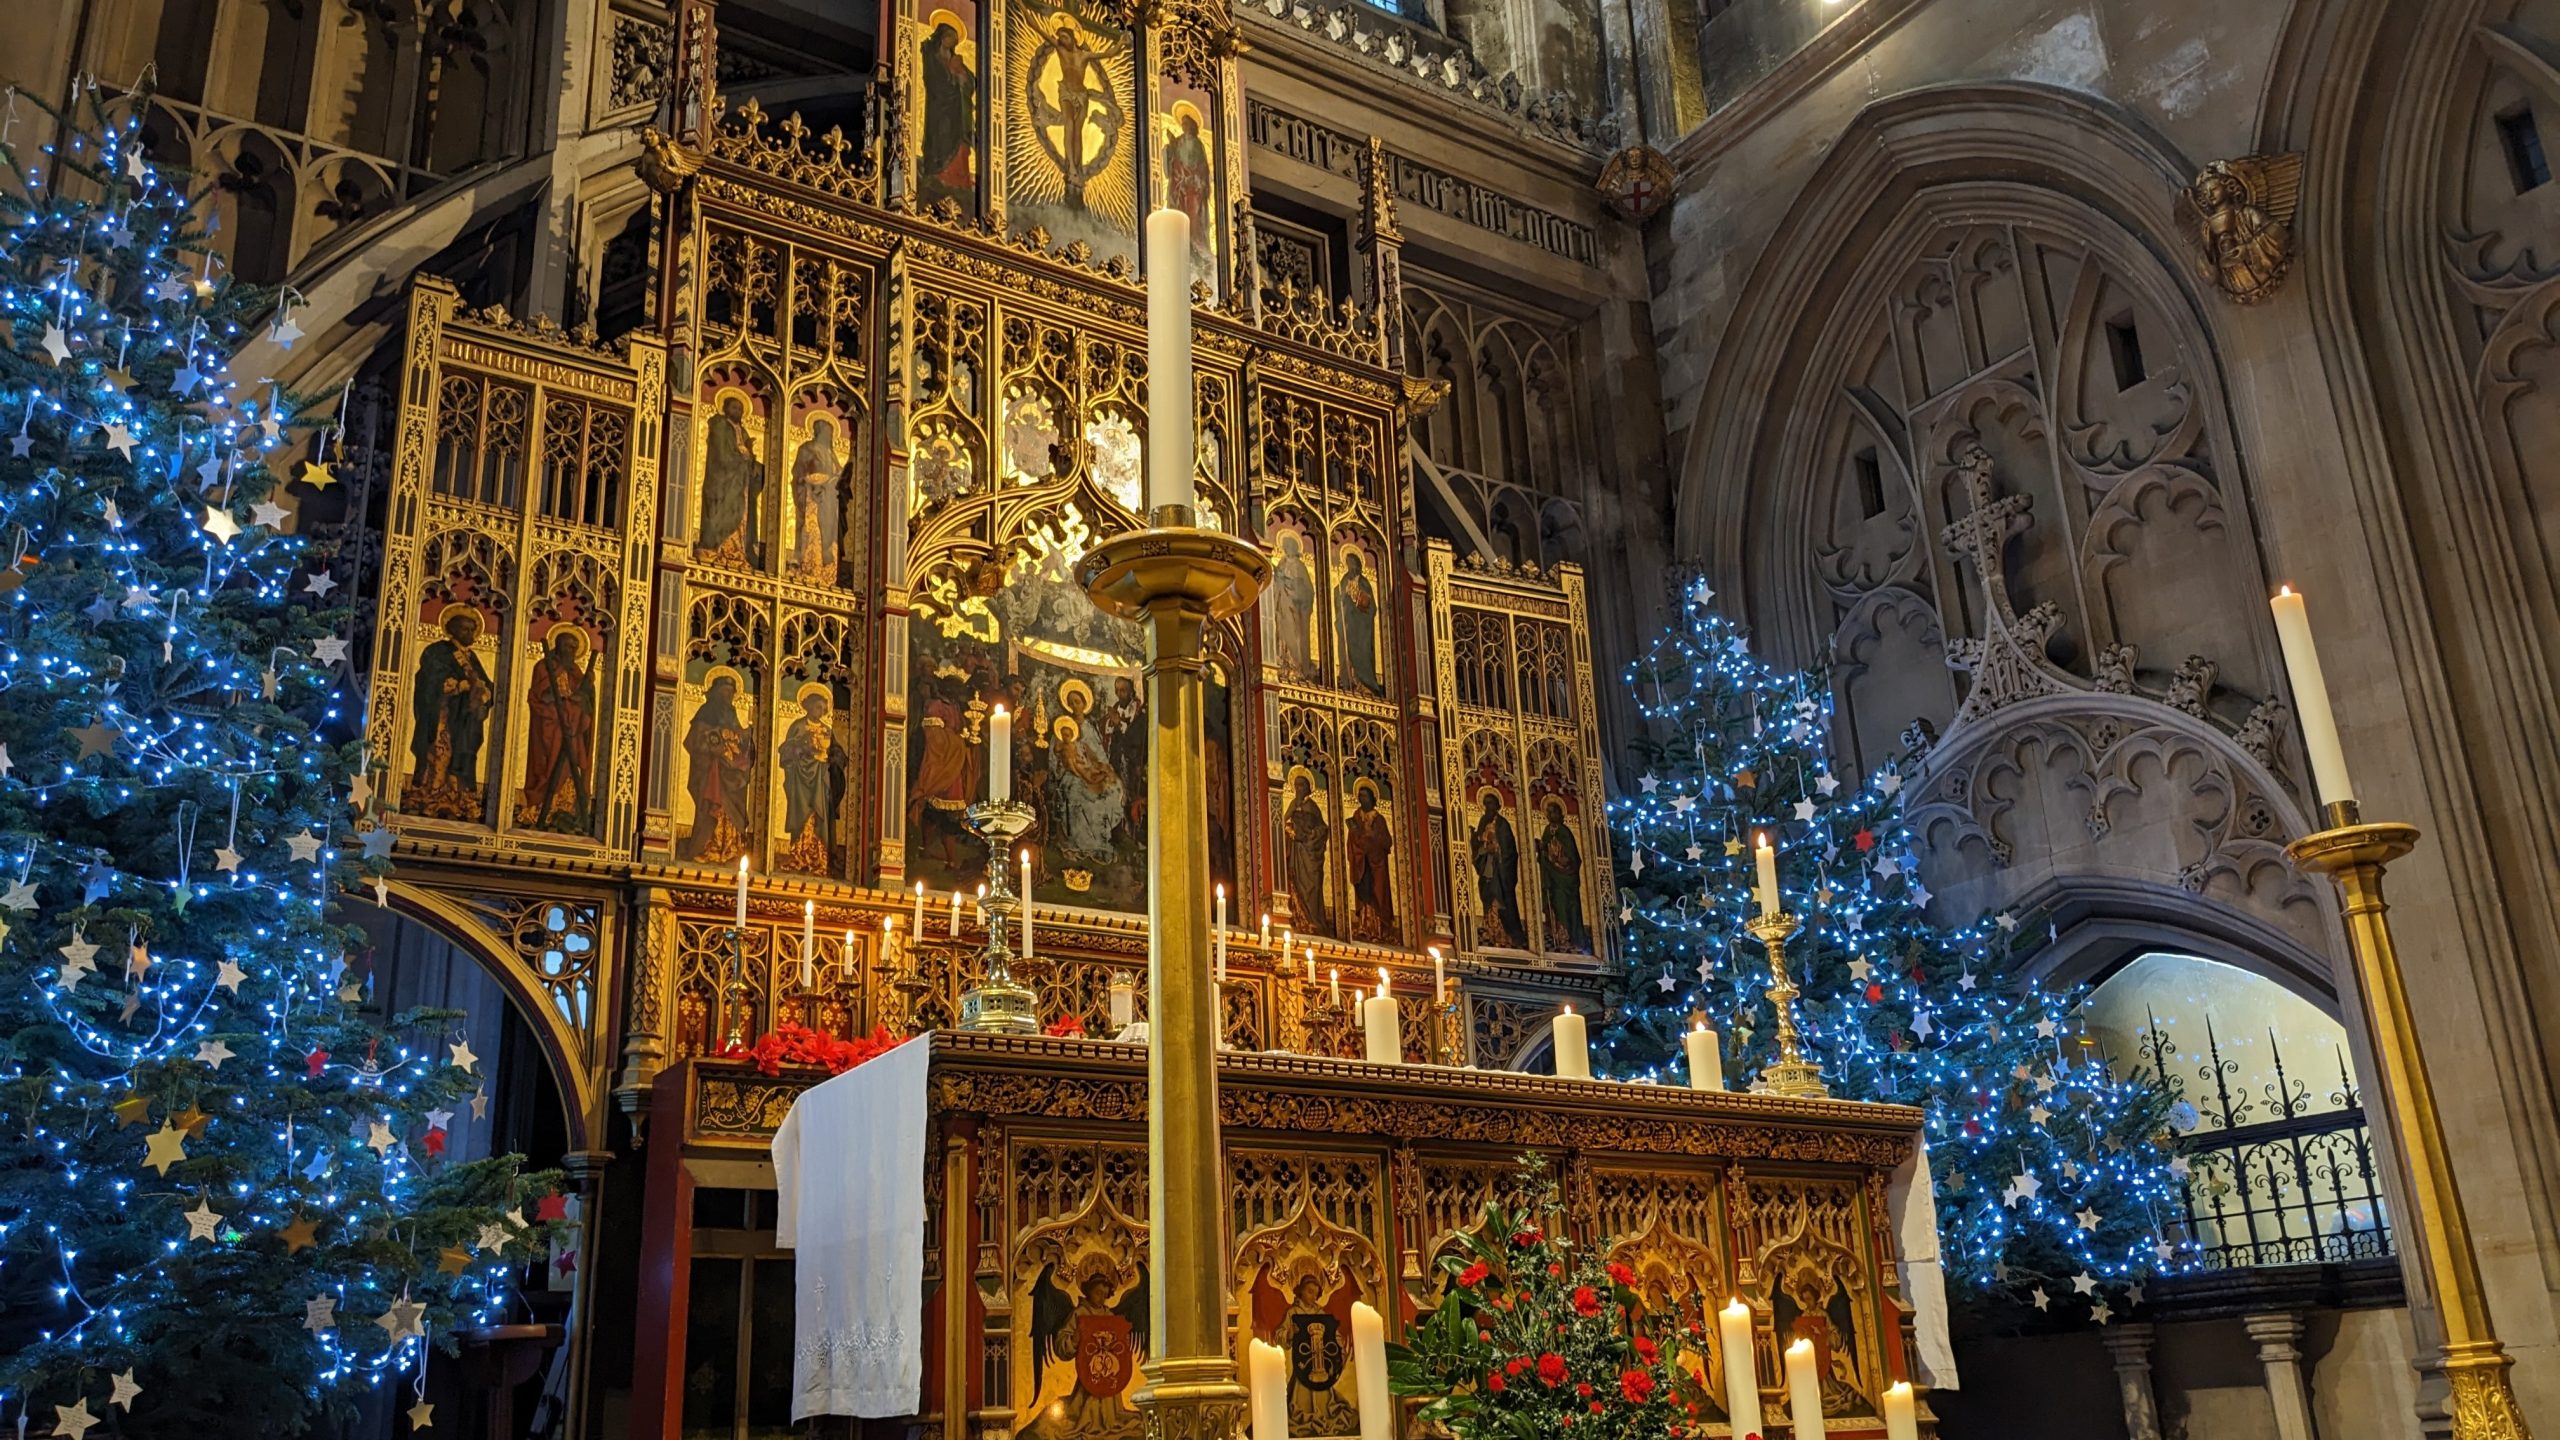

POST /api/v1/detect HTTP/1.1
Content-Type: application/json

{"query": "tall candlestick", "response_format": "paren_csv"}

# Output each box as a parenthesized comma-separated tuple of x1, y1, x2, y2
(1685, 1021, 1724, 1091)
(1329, 967, 1341, 1010)
(800, 900, 815, 987)
(1215, 883, 1228, 983)
(949, 889, 961, 938)
(1754, 831, 1780, 916)
(1247, 1338, 1289, 1440)
(912, 880, 925, 939)
(1349, 1302, 1389, 1440)
(1719, 1300, 1763, 1439)
(1553, 1005, 1590, 1080)
(1785, 1338, 1826, 1440)
(1020, 849, 1035, 959)
(734, 855, 749, 927)
(1429, 945, 1446, 1004)
(1883, 1381, 1919, 1440)
(2270, 586, 2355, 805)
(989, 703, 1013, 801)
(1145, 207, 1197, 514)
(1362, 987, 1402, 1065)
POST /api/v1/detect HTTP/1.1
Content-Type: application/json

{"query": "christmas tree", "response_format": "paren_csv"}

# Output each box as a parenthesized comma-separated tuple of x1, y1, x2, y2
(0, 87, 557, 1436)
(1601, 579, 2186, 1316)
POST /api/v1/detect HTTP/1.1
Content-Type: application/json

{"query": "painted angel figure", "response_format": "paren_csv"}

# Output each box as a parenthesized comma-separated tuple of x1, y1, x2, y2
(2174, 154, 2303, 305)
(1023, 1261, 1150, 1440)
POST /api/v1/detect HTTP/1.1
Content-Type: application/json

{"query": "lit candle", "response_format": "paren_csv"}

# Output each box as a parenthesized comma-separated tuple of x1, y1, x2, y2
(988, 703, 1012, 802)
(1329, 966, 1341, 1009)
(1685, 1021, 1724, 1091)
(1754, 831, 1780, 916)
(949, 889, 962, 938)
(1349, 1302, 1390, 1440)
(842, 927, 856, 978)
(1429, 945, 1446, 1004)
(1020, 849, 1035, 959)
(1552, 1004, 1590, 1079)
(800, 900, 815, 988)
(1215, 883, 1228, 983)
(2270, 585, 2355, 806)
(1786, 1338, 1826, 1440)
(912, 880, 925, 938)
(1247, 1338, 1289, 1440)
(734, 854, 749, 927)
(1145, 207, 1197, 514)
(1259, 911, 1271, 949)
(1363, 973, 1401, 1064)
(1108, 974, 1136, 1031)
(1719, 1300, 1763, 1439)
(1303, 942, 1315, 984)
(1883, 1381, 1920, 1440)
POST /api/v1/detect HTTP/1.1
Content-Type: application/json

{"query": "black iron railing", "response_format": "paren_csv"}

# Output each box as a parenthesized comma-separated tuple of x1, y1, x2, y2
(2135, 1013, 2394, 1269)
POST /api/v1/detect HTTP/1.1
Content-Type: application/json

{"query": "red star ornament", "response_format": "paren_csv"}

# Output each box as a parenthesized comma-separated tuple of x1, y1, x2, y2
(421, 1126, 448, 1158)
(1853, 828, 1877, 853)
(533, 1190, 570, 1223)
(305, 1048, 330, 1078)
(552, 1248, 577, 1277)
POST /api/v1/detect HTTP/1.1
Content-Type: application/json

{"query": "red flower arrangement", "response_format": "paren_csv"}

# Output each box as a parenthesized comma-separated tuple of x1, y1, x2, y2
(720, 1022, 901, 1077)
(1385, 1157, 1704, 1440)
(1043, 1013, 1088, 1039)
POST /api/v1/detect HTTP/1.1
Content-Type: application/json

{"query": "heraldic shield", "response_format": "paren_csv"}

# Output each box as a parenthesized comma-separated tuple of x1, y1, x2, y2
(1078, 1313, 1137, 1397)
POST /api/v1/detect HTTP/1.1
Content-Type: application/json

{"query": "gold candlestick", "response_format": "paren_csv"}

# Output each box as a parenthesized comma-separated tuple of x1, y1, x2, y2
(720, 924, 751, 1052)
(1079, 505, 1269, 1440)
(957, 798, 1040, 1033)
(2287, 801, 2533, 1440)
(1746, 910, 1828, 1099)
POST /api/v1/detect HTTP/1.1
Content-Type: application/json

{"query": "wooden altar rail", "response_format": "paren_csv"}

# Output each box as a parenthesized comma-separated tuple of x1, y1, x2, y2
(634, 1035, 1932, 1440)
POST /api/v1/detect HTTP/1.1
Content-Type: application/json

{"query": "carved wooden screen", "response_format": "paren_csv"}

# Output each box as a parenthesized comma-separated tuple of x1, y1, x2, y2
(367, 277, 667, 856)
(1425, 539, 1612, 967)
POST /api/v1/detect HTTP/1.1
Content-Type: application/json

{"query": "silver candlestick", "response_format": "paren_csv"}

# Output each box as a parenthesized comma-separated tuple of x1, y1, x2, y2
(956, 799, 1040, 1033)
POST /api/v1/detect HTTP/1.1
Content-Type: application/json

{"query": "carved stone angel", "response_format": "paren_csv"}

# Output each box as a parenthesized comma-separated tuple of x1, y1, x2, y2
(2174, 154, 2304, 304)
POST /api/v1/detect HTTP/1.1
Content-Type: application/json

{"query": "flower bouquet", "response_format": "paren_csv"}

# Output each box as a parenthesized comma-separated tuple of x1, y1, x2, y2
(1387, 1158, 1717, 1439)
(721, 1021, 902, 1076)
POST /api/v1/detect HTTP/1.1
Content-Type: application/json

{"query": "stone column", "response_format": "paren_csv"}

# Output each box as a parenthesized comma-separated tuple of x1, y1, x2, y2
(2247, 1312, 2317, 1440)
(2101, 1322, 2162, 1440)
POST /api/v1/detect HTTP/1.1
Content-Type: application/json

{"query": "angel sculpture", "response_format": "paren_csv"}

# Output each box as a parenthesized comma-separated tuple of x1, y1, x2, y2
(1023, 1259, 1150, 1440)
(2174, 154, 2304, 305)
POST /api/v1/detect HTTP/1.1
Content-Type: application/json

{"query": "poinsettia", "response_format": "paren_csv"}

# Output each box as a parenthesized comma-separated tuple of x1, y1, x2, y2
(1387, 1156, 1711, 1440)
(720, 1022, 901, 1077)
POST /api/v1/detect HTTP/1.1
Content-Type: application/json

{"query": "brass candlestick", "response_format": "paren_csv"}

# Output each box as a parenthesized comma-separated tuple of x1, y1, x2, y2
(720, 925, 751, 1052)
(1746, 910, 1828, 1099)
(2287, 801, 2533, 1440)
(1079, 505, 1269, 1440)
(956, 798, 1040, 1033)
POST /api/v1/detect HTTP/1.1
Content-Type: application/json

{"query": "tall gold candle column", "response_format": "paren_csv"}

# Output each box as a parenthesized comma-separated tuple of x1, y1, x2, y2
(1080, 513, 1269, 1440)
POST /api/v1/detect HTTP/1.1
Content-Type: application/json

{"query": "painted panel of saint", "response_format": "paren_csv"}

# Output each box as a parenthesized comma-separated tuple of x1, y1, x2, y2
(785, 398, 848, 585)
(407, 604, 501, 822)
(774, 682, 850, 877)
(515, 623, 601, 835)
(1265, 520, 1321, 682)
(906, 650, 990, 887)
(916, 4, 981, 213)
(1332, 535, 1386, 696)
(1535, 798, 1592, 953)
(694, 380, 769, 570)
(1020, 1261, 1148, 1439)
(1468, 787, 1528, 951)
(677, 665, 757, 865)
(1342, 780, 1395, 945)
(1153, 87, 1217, 289)
(1005, 0, 1139, 263)
(1282, 770, 1333, 939)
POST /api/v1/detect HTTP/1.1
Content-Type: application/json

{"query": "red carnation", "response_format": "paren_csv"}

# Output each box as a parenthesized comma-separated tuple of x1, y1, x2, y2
(1536, 1354, 1569, 1388)
(1590, 1402, 1607, 1415)
(1621, 1368, 1658, 1404)
(1487, 1371, 1506, 1394)
(1576, 1382, 1594, 1399)
(1458, 1261, 1490, 1287)
(1512, 1228, 1542, 1247)
(1479, 1329, 1493, 1342)
(1548, 1262, 1566, 1278)
(1634, 1336, 1660, 1365)
(1572, 1285, 1602, 1317)
(1507, 1358, 1530, 1377)
(1606, 1262, 1636, 1287)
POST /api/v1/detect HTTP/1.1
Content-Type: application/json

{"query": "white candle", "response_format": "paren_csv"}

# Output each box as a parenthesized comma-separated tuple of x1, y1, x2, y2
(1719, 1300, 1763, 1439)
(989, 703, 1012, 801)
(1145, 207, 1196, 514)
(800, 900, 815, 987)
(1108, 975, 1135, 1031)
(734, 855, 749, 927)
(1362, 990, 1401, 1065)
(1685, 1021, 1724, 1091)
(1329, 967, 1341, 1010)
(1553, 1005, 1590, 1080)
(1215, 883, 1228, 983)
(2270, 586, 2355, 806)
(912, 880, 925, 938)
(1349, 1302, 1390, 1440)
(1786, 1338, 1826, 1440)
(949, 889, 962, 938)
(1883, 1381, 1919, 1440)
(843, 928, 856, 978)
(1259, 912, 1271, 950)
(1303, 942, 1315, 984)
(1430, 945, 1446, 1004)
(1247, 1338, 1289, 1440)
(1020, 849, 1035, 959)
(1754, 831, 1780, 916)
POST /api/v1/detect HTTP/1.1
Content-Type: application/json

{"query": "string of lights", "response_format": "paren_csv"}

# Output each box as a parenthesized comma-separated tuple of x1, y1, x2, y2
(0, 84, 561, 1437)
(1598, 579, 2190, 1320)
